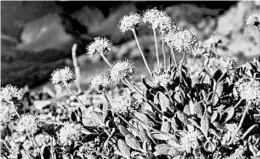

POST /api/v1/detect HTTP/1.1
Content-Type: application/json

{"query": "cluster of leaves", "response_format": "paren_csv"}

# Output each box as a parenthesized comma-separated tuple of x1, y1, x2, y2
(1, 9, 260, 159)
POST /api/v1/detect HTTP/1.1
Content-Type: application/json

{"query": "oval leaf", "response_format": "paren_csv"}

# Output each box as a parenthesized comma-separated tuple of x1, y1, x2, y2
(125, 134, 142, 151)
(118, 139, 131, 157)
(201, 114, 210, 137)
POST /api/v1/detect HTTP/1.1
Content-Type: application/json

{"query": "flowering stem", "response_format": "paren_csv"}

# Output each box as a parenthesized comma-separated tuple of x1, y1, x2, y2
(51, 136, 55, 159)
(161, 32, 167, 70)
(179, 52, 187, 83)
(234, 98, 244, 109)
(170, 47, 177, 66)
(63, 81, 86, 111)
(72, 44, 81, 94)
(229, 102, 250, 145)
(1, 139, 17, 156)
(153, 28, 160, 69)
(100, 53, 113, 68)
(131, 28, 152, 76)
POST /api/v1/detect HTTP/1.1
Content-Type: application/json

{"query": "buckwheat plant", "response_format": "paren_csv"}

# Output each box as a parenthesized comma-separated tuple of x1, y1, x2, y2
(2, 8, 260, 159)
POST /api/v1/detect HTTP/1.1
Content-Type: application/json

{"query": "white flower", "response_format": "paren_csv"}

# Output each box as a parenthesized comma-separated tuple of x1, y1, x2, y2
(17, 114, 38, 134)
(143, 9, 172, 32)
(153, 73, 172, 87)
(51, 67, 75, 86)
(90, 74, 111, 93)
(110, 60, 135, 82)
(119, 13, 141, 33)
(165, 29, 199, 53)
(235, 79, 260, 104)
(59, 123, 82, 144)
(1, 85, 24, 103)
(246, 13, 260, 26)
(111, 94, 132, 115)
(208, 56, 237, 73)
(221, 123, 241, 145)
(87, 37, 113, 57)
(0, 102, 16, 125)
(180, 130, 200, 153)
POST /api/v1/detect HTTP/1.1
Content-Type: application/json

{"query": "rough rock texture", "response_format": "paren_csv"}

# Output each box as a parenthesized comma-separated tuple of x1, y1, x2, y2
(215, 1, 260, 57)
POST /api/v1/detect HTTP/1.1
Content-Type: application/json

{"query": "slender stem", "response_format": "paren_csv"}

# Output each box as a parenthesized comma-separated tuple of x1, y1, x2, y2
(1, 139, 17, 156)
(71, 44, 81, 93)
(100, 53, 113, 68)
(229, 102, 250, 145)
(131, 29, 152, 76)
(161, 32, 167, 70)
(30, 134, 44, 159)
(234, 98, 244, 109)
(179, 52, 187, 83)
(153, 28, 160, 69)
(63, 81, 86, 111)
(170, 47, 177, 66)
(51, 136, 55, 159)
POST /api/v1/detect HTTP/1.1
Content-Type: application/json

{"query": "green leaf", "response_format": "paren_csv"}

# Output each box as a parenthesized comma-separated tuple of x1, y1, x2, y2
(151, 132, 174, 140)
(161, 118, 171, 133)
(221, 107, 234, 124)
(201, 114, 210, 137)
(154, 144, 171, 156)
(125, 134, 142, 151)
(211, 111, 219, 123)
(41, 145, 51, 159)
(194, 103, 204, 118)
(157, 92, 170, 112)
(118, 139, 131, 158)
(203, 141, 216, 152)
(176, 111, 188, 125)
(118, 125, 131, 136)
(174, 91, 182, 104)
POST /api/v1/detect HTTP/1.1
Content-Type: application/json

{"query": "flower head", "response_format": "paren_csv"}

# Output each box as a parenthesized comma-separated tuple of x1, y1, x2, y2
(1, 85, 24, 103)
(59, 123, 82, 144)
(111, 94, 132, 115)
(87, 37, 113, 57)
(180, 130, 200, 153)
(17, 114, 38, 134)
(165, 29, 200, 53)
(110, 60, 135, 82)
(51, 67, 75, 86)
(0, 102, 16, 125)
(235, 79, 260, 104)
(208, 56, 237, 73)
(90, 74, 111, 92)
(246, 13, 260, 26)
(119, 13, 141, 33)
(143, 9, 172, 32)
(153, 73, 172, 87)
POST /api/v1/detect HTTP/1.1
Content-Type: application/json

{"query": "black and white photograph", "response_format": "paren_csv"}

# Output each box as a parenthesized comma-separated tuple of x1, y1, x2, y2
(1, 1, 260, 159)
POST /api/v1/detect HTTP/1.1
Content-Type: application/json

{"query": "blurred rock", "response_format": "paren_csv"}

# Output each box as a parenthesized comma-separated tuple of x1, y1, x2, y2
(17, 13, 74, 52)
(215, 1, 260, 57)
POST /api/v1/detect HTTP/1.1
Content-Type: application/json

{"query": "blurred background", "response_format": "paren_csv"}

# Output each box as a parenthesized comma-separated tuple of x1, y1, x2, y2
(1, 1, 260, 90)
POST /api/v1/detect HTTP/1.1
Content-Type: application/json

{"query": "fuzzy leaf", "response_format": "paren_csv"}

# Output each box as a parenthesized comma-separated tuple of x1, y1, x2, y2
(118, 125, 131, 136)
(151, 132, 174, 140)
(174, 91, 182, 103)
(194, 103, 204, 118)
(201, 114, 210, 137)
(176, 111, 188, 125)
(215, 81, 224, 97)
(141, 77, 153, 89)
(183, 105, 191, 115)
(171, 117, 179, 131)
(154, 144, 171, 156)
(161, 119, 171, 133)
(203, 141, 216, 152)
(221, 107, 234, 124)
(118, 139, 131, 157)
(125, 134, 142, 151)
(157, 92, 170, 112)
(134, 112, 150, 126)
(211, 111, 219, 123)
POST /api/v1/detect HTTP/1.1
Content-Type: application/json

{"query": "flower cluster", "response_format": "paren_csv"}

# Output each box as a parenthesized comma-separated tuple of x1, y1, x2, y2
(87, 37, 113, 56)
(1, 85, 24, 103)
(153, 73, 172, 87)
(59, 123, 82, 144)
(90, 74, 111, 93)
(51, 67, 75, 86)
(235, 79, 260, 104)
(246, 13, 260, 26)
(111, 94, 132, 115)
(110, 60, 135, 82)
(17, 114, 38, 134)
(119, 13, 141, 33)
(0, 102, 16, 125)
(165, 29, 200, 52)
(143, 9, 172, 32)
(207, 56, 237, 73)
(179, 130, 200, 153)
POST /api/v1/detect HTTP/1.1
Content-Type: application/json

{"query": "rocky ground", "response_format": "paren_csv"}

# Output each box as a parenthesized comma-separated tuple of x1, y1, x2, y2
(1, 1, 260, 89)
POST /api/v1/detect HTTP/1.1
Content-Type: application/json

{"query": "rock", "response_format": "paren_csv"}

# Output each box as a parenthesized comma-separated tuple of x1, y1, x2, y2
(17, 13, 74, 52)
(215, 1, 260, 57)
